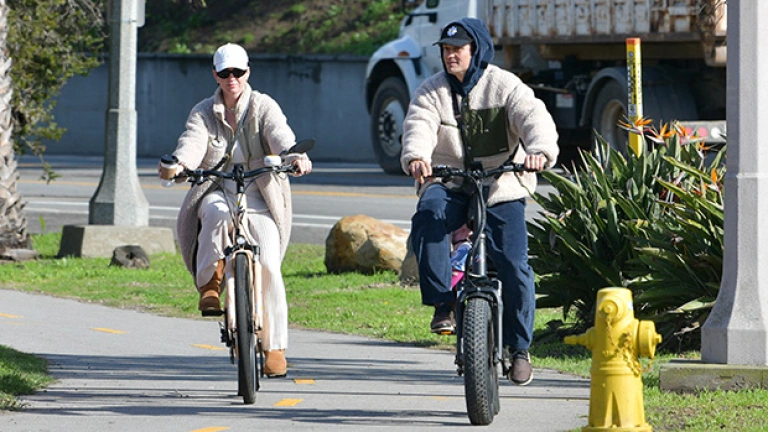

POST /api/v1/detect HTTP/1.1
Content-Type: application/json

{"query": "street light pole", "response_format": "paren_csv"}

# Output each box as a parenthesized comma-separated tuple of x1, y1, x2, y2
(57, 0, 172, 259)
(701, 0, 768, 365)
(89, 0, 148, 225)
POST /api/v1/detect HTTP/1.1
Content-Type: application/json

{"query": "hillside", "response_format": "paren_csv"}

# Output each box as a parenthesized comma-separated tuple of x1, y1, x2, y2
(140, 0, 405, 56)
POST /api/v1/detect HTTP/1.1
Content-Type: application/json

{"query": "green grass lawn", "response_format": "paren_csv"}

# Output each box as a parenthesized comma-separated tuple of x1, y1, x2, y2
(1, 233, 768, 430)
(0, 346, 54, 411)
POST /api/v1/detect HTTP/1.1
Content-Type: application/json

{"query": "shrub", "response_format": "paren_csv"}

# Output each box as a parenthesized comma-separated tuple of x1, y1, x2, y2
(529, 120, 724, 351)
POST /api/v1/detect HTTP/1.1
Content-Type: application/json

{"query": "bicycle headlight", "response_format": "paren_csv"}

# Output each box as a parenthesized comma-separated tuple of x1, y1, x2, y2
(236, 235, 246, 246)
(264, 155, 282, 167)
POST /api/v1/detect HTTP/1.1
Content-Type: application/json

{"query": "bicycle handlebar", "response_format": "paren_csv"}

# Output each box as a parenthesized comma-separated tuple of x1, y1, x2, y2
(429, 162, 535, 181)
(162, 138, 314, 186)
(178, 164, 297, 186)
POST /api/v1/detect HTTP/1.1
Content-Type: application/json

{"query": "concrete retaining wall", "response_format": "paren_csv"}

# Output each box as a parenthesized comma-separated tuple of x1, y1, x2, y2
(45, 53, 375, 163)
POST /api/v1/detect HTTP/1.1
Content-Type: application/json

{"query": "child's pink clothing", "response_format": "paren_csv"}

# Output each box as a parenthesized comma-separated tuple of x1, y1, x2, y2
(450, 240, 472, 289)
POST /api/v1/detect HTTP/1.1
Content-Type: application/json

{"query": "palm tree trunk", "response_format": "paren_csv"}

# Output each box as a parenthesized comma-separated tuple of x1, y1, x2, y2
(0, 0, 33, 255)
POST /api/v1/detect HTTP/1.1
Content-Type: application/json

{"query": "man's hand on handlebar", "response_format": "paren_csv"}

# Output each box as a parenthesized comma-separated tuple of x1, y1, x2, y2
(409, 159, 432, 184)
(523, 153, 548, 172)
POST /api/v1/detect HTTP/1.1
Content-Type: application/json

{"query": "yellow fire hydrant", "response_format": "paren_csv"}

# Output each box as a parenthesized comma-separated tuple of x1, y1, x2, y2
(564, 287, 662, 432)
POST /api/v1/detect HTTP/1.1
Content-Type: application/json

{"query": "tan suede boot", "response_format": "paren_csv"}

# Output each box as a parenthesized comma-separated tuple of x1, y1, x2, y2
(198, 259, 225, 314)
(264, 349, 287, 377)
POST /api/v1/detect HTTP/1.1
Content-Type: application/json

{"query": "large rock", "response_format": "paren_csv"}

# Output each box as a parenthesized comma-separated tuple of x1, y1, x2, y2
(325, 214, 408, 274)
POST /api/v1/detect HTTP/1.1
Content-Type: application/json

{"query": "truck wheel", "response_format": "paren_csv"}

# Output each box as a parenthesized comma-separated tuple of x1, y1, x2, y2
(370, 77, 409, 174)
(591, 80, 629, 156)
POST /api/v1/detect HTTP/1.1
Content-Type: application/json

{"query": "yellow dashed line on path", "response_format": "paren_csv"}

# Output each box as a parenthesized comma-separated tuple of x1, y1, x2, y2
(0, 313, 22, 318)
(274, 398, 303, 407)
(91, 327, 126, 334)
(191, 427, 230, 432)
(192, 344, 227, 351)
(293, 378, 315, 385)
(431, 396, 450, 401)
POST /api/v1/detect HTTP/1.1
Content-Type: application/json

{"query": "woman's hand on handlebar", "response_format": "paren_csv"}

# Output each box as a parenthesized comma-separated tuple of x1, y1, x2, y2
(524, 153, 548, 172)
(157, 162, 183, 180)
(290, 158, 312, 177)
(409, 159, 432, 184)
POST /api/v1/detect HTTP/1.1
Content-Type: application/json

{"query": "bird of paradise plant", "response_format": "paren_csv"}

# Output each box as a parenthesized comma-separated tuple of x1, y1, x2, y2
(529, 117, 724, 351)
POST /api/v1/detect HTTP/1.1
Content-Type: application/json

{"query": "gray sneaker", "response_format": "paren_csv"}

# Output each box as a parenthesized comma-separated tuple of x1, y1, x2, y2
(506, 348, 533, 386)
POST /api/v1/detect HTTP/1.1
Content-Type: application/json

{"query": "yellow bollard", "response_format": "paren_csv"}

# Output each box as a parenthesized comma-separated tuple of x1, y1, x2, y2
(564, 287, 662, 431)
(627, 38, 643, 157)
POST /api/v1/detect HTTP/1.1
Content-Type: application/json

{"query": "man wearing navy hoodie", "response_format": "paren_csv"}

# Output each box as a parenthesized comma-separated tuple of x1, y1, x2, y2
(401, 17, 559, 386)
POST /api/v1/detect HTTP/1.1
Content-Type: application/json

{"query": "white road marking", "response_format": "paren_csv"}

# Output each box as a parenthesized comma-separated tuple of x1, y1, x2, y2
(23, 200, 412, 229)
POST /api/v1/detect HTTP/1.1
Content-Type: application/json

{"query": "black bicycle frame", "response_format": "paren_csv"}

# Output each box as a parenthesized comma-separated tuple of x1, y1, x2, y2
(453, 174, 504, 377)
(430, 162, 528, 377)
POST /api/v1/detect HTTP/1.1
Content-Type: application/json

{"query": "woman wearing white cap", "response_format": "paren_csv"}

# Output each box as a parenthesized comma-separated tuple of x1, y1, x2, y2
(159, 43, 312, 377)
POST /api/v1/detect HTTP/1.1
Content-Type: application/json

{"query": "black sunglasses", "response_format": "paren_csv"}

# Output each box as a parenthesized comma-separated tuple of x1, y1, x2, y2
(216, 68, 247, 79)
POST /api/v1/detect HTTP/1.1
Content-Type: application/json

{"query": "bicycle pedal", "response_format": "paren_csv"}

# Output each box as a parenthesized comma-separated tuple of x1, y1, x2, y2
(438, 330, 456, 336)
(201, 309, 224, 317)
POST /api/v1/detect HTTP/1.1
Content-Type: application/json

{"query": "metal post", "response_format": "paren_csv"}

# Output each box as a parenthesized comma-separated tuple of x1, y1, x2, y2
(702, 0, 768, 365)
(626, 38, 643, 157)
(88, 0, 148, 225)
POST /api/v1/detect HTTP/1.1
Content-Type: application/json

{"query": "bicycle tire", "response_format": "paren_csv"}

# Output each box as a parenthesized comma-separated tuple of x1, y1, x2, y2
(462, 297, 500, 425)
(235, 253, 258, 404)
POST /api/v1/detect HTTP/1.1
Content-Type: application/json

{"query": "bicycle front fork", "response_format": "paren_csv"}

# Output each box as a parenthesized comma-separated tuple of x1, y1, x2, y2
(454, 278, 505, 376)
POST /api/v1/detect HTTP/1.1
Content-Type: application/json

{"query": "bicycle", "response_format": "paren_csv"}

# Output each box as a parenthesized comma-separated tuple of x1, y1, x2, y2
(166, 139, 314, 404)
(429, 160, 533, 425)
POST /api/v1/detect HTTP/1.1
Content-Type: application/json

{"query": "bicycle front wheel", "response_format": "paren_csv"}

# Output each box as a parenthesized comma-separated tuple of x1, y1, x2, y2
(235, 253, 259, 404)
(462, 297, 500, 425)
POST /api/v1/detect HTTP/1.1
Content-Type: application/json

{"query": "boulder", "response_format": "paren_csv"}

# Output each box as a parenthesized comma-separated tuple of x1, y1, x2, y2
(110, 245, 150, 269)
(325, 214, 408, 274)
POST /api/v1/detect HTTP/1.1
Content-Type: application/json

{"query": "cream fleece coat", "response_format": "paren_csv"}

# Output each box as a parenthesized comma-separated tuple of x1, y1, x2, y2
(400, 64, 559, 205)
(172, 83, 306, 276)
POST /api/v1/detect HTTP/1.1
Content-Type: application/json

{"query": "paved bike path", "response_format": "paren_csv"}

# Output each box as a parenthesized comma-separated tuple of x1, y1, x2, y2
(0, 289, 590, 431)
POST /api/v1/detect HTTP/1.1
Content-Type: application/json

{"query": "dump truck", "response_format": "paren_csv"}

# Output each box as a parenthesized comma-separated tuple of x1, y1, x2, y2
(365, 0, 727, 173)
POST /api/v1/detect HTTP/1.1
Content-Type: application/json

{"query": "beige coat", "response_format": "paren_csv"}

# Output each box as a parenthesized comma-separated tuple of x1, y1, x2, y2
(172, 84, 305, 275)
(400, 64, 559, 206)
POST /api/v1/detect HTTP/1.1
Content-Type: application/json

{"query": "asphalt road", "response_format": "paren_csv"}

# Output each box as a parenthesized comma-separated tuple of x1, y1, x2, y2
(0, 289, 590, 431)
(16, 155, 554, 245)
(16, 155, 418, 246)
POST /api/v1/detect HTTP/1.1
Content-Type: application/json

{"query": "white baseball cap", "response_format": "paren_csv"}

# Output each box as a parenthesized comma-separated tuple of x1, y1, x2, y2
(213, 43, 249, 72)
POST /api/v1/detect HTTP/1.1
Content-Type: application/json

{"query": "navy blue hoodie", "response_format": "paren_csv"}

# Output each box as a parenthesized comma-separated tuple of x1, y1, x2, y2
(440, 17, 494, 97)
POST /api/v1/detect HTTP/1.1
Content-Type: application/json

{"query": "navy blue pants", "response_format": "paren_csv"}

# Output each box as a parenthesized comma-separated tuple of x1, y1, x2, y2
(411, 184, 535, 350)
